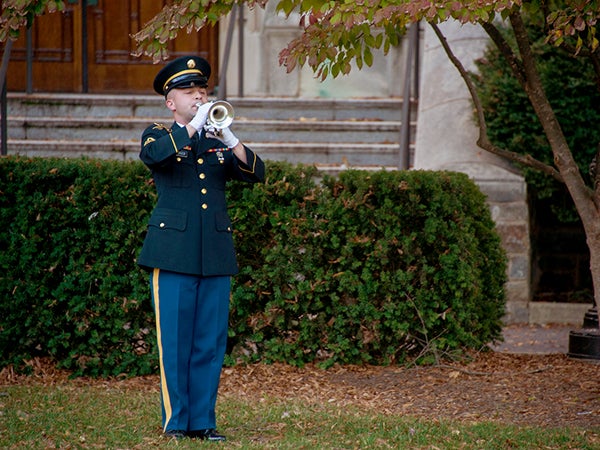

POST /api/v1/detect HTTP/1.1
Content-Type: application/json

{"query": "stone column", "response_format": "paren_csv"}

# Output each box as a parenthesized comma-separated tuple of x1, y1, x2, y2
(413, 21, 530, 324)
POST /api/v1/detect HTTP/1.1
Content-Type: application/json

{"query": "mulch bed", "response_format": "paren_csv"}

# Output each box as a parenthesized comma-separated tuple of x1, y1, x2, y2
(1, 352, 598, 429)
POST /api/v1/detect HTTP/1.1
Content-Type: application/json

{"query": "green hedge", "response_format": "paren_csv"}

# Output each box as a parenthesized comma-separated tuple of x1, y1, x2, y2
(0, 157, 156, 376)
(0, 157, 506, 376)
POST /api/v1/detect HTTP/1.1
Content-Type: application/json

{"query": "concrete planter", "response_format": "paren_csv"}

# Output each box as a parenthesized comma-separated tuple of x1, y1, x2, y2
(568, 308, 600, 360)
(568, 329, 600, 360)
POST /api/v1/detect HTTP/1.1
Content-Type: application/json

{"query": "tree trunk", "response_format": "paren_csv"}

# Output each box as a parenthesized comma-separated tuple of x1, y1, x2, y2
(510, 12, 600, 318)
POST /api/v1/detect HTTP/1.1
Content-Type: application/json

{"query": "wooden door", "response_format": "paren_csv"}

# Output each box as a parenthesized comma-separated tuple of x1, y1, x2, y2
(5, 0, 219, 94)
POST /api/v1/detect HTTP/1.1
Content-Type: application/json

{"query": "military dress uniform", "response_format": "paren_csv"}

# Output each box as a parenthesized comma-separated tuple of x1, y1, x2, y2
(137, 55, 265, 439)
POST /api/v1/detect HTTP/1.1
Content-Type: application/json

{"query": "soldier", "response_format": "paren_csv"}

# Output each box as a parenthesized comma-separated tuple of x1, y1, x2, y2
(137, 55, 265, 441)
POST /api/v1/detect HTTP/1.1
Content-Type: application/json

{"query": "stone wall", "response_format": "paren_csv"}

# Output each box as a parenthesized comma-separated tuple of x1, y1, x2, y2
(412, 21, 531, 324)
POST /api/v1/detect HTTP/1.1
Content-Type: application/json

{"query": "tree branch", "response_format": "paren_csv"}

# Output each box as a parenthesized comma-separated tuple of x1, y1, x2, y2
(428, 22, 563, 182)
(480, 21, 527, 87)
(509, 10, 597, 207)
(591, 144, 600, 206)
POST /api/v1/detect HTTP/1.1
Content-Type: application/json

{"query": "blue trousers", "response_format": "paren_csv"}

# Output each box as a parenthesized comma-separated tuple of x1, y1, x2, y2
(150, 268, 231, 432)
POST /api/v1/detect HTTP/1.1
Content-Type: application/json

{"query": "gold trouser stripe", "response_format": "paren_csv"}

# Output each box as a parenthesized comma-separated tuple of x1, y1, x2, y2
(153, 268, 173, 431)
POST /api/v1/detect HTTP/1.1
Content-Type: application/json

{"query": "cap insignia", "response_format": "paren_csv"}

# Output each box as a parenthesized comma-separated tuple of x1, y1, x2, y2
(187, 59, 196, 69)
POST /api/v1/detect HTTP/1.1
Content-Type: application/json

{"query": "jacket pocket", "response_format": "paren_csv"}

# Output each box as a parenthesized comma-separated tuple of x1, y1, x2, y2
(148, 208, 188, 231)
(215, 210, 232, 233)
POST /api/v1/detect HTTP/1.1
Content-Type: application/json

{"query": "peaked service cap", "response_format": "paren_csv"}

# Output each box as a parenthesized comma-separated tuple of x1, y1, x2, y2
(153, 56, 211, 96)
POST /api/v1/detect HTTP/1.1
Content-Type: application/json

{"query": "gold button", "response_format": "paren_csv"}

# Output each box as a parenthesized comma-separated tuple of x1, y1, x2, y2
(177, 157, 181, 162)
(227, 227, 232, 232)
(201, 188, 207, 194)
(197, 158, 204, 164)
(159, 223, 165, 228)
(199, 173, 206, 179)
(201, 204, 208, 210)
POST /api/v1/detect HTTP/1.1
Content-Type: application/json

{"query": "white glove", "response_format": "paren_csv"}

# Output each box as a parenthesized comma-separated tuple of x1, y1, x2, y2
(207, 126, 240, 148)
(188, 102, 213, 131)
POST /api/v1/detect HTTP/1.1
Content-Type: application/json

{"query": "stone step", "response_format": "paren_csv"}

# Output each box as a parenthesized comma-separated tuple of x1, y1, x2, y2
(7, 116, 410, 144)
(4, 93, 415, 168)
(7, 93, 411, 121)
(246, 142, 406, 167)
(7, 139, 410, 168)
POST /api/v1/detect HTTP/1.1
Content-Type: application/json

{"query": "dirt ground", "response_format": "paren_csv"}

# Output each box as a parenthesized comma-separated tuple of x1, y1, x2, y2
(220, 350, 599, 429)
(1, 324, 599, 430)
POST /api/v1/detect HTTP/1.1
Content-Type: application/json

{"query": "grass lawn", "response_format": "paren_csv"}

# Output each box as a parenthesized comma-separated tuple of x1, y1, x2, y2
(0, 382, 596, 449)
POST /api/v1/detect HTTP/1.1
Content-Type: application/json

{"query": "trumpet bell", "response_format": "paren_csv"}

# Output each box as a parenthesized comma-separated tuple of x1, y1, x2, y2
(207, 101, 234, 129)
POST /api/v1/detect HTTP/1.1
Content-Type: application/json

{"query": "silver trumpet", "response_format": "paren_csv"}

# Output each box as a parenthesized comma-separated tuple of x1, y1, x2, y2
(206, 100, 234, 129)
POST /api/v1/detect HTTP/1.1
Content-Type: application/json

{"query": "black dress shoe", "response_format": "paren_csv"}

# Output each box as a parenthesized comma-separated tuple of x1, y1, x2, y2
(164, 430, 187, 439)
(188, 429, 226, 441)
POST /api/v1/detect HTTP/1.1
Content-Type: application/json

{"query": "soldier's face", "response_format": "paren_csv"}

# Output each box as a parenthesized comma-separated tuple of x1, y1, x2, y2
(166, 87, 209, 122)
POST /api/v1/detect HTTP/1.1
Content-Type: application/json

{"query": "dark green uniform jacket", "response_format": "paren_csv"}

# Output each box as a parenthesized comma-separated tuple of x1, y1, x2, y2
(137, 122, 265, 276)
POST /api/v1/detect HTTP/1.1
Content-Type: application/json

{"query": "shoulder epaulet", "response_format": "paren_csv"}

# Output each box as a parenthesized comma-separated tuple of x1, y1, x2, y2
(152, 123, 172, 132)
